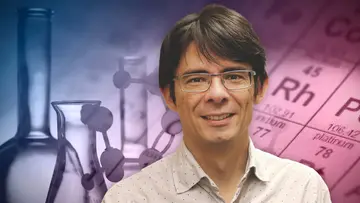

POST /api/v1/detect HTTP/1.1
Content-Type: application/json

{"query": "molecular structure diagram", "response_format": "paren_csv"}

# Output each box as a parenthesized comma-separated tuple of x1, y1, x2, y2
(79, 56, 182, 190)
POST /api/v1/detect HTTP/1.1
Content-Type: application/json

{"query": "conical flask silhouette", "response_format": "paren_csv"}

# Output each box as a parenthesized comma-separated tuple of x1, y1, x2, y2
(46, 100, 107, 203)
(0, 7, 58, 203)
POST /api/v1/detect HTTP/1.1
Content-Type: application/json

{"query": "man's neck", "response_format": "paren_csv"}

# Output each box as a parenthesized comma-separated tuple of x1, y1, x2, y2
(183, 134, 250, 189)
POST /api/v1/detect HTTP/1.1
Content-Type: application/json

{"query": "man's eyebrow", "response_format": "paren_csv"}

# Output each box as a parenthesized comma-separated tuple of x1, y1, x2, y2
(182, 69, 209, 75)
(181, 66, 250, 75)
(222, 66, 250, 72)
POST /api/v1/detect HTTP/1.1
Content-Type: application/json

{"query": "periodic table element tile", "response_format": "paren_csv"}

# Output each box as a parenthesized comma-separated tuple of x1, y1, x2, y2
(296, 0, 360, 65)
(249, 110, 303, 156)
(308, 65, 360, 142)
(265, 48, 285, 73)
(255, 48, 354, 124)
(235, 0, 328, 72)
(279, 127, 360, 189)
(239, 0, 327, 47)
(330, 157, 360, 203)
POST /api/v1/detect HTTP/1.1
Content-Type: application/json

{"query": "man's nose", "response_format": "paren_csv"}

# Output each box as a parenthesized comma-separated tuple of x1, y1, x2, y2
(204, 77, 229, 103)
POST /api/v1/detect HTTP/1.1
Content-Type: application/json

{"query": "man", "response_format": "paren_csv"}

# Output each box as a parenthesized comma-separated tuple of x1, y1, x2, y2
(102, 4, 332, 203)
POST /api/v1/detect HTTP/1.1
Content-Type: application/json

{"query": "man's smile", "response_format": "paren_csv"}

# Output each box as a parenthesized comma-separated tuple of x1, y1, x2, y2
(200, 113, 235, 127)
(201, 113, 234, 121)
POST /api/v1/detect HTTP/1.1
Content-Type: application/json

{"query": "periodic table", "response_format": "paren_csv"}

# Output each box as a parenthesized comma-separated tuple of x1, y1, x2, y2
(239, 0, 360, 202)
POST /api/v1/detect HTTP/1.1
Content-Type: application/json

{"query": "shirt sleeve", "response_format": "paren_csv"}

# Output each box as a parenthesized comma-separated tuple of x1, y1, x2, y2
(316, 174, 332, 203)
(303, 169, 333, 203)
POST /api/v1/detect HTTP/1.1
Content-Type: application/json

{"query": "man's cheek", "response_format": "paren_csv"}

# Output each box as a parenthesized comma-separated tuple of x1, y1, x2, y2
(182, 94, 201, 108)
(186, 93, 199, 100)
(235, 89, 252, 104)
(247, 88, 254, 102)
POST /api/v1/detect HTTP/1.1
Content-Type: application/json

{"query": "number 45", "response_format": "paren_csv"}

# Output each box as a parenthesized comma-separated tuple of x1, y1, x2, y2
(303, 66, 323, 77)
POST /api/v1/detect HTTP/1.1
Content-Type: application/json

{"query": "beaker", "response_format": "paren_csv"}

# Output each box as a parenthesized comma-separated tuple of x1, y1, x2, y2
(47, 100, 107, 203)
(0, 7, 58, 203)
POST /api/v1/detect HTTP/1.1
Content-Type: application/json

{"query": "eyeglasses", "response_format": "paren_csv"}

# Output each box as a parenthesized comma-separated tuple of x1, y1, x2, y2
(174, 70, 256, 93)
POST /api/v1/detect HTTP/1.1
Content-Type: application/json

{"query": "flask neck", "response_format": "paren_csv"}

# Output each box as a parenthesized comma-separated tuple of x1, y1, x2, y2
(16, 8, 53, 139)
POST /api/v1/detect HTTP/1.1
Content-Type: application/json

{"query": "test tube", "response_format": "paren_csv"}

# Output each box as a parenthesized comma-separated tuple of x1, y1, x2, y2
(119, 56, 148, 177)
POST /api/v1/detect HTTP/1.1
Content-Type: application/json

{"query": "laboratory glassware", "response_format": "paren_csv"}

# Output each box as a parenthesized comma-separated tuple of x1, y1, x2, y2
(0, 7, 58, 203)
(46, 100, 107, 203)
(114, 56, 148, 176)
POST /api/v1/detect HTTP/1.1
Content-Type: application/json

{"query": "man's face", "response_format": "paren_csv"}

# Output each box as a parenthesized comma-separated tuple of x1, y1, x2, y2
(162, 42, 267, 145)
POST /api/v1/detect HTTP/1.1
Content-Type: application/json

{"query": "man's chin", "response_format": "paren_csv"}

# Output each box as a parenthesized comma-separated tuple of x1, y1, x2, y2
(202, 132, 235, 144)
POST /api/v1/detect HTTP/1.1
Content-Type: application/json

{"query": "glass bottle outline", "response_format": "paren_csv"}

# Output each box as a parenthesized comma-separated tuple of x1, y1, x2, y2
(46, 100, 107, 203)
(0, 7, 58, 203)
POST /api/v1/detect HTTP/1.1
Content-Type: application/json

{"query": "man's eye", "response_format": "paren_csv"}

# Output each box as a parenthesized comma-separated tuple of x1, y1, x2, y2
(191, 78, 201, 82)
(189, 77, 205, 83)
(225, 74, 242, 80)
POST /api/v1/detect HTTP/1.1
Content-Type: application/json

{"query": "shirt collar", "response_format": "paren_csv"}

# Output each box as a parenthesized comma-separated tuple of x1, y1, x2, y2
(172, 138, 270, 194)
(247, 139, 270, 182)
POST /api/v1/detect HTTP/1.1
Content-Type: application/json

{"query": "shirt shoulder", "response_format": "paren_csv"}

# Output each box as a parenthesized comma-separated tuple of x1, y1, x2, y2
(256, 148, 320, 179)
(101, 153, 177, 203)
(256, 149, 332, 202)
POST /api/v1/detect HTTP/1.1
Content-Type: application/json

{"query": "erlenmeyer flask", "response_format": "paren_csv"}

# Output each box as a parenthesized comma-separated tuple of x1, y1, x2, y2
(47, 100, 107, 203)
(0, 7, 58, 203)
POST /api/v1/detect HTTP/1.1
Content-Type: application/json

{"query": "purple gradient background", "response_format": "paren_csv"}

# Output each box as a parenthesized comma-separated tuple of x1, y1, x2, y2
(0, 0, 359, 202)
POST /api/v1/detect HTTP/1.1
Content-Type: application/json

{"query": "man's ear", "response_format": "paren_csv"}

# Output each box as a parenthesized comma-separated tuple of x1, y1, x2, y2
(160, 86, 177, 112)
(255, 77, 269, 104)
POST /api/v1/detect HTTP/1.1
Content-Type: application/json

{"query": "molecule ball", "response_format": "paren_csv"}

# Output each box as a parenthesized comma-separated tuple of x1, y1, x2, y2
(100, 147, 125, 182)
(167, 121, 182, 135)
(139, 148, 163, 169)
(80, 104, 99, 126)
(113, 70, 131, 89)
(81, 173, 95, 190)
(144, 68, 159, 86)
(85, 106, 113, 133)
(161, 110, 182, 135)
(144, 84, 162, 96)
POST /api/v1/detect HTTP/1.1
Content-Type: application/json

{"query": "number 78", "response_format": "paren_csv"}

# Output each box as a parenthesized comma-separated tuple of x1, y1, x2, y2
(315, 146, 333, 159)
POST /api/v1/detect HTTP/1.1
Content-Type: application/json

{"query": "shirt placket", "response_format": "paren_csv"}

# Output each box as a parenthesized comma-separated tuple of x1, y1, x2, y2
(231, 175, 249, 203)
(198, 179, 224, 203)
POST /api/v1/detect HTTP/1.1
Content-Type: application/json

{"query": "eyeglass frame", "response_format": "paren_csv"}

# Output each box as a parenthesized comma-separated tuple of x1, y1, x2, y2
(173, 69, 257, 93)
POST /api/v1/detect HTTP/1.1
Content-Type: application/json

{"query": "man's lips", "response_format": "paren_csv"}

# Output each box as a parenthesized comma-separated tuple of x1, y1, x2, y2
(201, 113, 234, 116)
(201, 113, 235, 121)
(200, 113, 235, 127)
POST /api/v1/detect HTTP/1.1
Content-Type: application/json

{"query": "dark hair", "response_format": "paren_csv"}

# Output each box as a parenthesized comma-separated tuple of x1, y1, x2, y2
(158, 4, 268, 103)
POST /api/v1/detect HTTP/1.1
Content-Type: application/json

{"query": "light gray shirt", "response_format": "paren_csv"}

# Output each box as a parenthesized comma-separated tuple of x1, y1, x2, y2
(102, 139, 332, 203)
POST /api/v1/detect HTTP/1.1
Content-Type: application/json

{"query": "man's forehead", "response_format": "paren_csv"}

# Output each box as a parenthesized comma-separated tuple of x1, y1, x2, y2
(178, 43, 251, 74)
